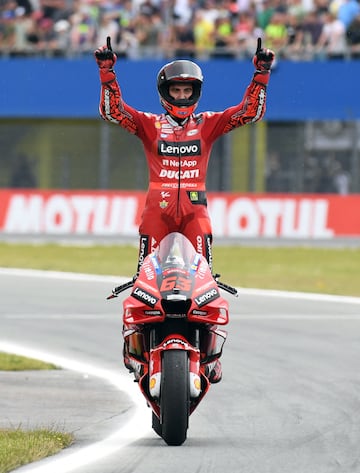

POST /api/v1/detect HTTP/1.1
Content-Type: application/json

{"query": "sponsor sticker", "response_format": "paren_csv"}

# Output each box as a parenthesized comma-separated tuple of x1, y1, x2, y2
(131, 287, 159, 308)
(158, 140, 201, 157)
(189, 191, 199, 202)
(159, 169, 200, 179)
(150, 255, 162, 274)
(142, 261, 155, 280)
(194, 287, 220, 307)
(192, 309, 208, 316)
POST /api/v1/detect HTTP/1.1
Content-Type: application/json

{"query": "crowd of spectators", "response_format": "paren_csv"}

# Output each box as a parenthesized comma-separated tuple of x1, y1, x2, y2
(1, 0, 360, 60)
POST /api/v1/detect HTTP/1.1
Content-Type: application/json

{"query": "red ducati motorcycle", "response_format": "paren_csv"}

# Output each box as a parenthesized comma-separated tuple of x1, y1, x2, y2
(108, 232, 237, 446)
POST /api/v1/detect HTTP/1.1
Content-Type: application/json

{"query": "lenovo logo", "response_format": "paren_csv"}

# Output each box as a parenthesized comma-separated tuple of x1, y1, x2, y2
(194, 288, 220, 307)
(158, 140, 201, 157)
(132, 287, 159, 308)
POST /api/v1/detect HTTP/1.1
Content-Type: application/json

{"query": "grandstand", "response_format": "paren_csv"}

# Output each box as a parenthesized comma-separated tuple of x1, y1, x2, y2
(1, 0, 360, 59)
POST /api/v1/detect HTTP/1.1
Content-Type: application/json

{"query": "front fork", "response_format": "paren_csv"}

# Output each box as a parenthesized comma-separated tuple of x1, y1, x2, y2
(124, 323, 225, 412)
(149, 334, 202, 399)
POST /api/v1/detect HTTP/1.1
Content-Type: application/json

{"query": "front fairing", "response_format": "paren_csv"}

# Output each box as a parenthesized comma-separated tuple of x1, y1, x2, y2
(123, 232, 229, 325)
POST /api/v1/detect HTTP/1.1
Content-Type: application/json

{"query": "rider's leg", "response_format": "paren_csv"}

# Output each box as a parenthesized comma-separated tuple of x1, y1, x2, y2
(179, 202, 213, 270)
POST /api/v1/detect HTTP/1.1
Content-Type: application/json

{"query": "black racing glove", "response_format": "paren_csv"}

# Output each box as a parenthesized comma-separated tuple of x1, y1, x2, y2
(252, 38, 275, 85)
(94, 36, 117, 83)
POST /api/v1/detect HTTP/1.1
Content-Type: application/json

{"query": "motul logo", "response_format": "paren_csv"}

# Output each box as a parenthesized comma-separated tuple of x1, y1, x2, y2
(208, 197, 335, 238)
(158, 140, 201, 156)
(2, 194, 139, 235)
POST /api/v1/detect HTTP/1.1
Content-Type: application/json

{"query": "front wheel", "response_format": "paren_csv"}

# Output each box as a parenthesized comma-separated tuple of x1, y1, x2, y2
(152, 411, 162, 437)
(160, 350, 189, 446)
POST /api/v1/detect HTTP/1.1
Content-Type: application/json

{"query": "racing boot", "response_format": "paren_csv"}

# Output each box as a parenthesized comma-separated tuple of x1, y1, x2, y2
(205, 359, 222, 384)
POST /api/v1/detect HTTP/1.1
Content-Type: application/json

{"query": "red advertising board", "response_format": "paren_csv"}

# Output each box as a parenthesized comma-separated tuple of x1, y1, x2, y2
(0, 190, 359, 239)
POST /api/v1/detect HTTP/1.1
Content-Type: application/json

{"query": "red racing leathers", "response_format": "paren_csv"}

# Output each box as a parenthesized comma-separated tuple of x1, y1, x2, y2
(97, 69, 269, 272)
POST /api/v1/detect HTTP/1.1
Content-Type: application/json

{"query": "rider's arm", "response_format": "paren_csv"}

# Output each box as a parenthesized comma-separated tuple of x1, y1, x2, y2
(94, 39, 149, 137)
(202, 39, 275, 137)
(98, 77, 140, 134)
(220, 76, 268, 132)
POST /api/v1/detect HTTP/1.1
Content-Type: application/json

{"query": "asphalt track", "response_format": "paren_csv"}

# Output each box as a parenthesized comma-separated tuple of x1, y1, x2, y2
(1, 268, 360, 473)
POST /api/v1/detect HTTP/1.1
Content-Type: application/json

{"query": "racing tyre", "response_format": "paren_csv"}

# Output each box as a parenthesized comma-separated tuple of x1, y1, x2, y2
(152, 411, 162, 437)
(160, 350, 189, 446)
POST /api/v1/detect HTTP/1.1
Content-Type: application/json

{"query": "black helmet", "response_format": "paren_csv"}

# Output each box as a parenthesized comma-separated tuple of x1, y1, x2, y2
(157, 60, 203, 119)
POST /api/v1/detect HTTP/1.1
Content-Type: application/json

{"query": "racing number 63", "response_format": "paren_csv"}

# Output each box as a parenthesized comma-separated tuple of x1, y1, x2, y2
(160, 276, 192, 292)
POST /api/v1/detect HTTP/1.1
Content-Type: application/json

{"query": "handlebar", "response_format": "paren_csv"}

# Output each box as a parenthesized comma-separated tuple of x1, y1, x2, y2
(107, 274, 238, 299)
(213, 274, 238, 297)
(216, 280, 238, 297)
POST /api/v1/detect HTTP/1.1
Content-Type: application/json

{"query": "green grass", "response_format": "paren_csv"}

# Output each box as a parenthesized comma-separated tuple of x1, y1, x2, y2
(0, 352, 71, 473)
(0, 429, 73, 473)
(213, 246, 360, 297)
(0, 353, 58, 371)
(0, 242, 359, 297)
(0, 243, 139, 277)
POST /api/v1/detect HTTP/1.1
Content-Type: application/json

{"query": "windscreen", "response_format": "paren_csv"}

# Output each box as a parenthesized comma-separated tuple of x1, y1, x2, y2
(155, 232, 200, 273)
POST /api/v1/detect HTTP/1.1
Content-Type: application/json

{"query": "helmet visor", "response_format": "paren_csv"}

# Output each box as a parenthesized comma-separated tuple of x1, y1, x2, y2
(157, 60, 203, 117)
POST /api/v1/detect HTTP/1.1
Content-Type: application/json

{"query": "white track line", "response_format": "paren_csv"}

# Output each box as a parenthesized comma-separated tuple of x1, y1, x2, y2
(235, 287, 360, 304)
(0, 341, 151, 473)
(1, 267, 359, 305)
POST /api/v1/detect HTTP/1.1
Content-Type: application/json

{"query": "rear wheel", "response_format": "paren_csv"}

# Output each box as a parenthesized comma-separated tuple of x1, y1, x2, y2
(160, 350, 189, 446)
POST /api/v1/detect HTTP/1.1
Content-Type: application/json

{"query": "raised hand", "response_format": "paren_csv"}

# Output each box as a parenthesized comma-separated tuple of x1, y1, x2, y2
(253, 38, 275, 72)
(94, 36, 117, 69)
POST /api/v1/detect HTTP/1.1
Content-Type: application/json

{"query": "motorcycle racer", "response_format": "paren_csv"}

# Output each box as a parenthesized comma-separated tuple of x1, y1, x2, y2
(95, 37, 274, 383)
(95, 37, 274, 273)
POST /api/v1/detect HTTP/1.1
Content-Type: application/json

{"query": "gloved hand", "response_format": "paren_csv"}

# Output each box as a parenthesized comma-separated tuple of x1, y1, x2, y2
(94, 36, 117, 83)
(252, 38, 275, 85)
